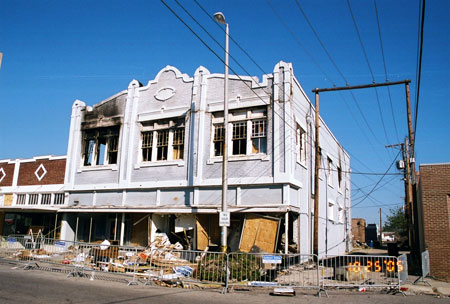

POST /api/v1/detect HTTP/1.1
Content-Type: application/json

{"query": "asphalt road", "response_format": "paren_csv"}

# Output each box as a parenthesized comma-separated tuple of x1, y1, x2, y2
(0, 261, 447, 304)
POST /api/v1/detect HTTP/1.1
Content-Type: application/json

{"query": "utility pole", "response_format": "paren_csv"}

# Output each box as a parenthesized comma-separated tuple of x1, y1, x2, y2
(312, 79, 411, 258)
(313, 91, 320, 258)
(379, 208, 383, 246)
(404, 137, 415, 249)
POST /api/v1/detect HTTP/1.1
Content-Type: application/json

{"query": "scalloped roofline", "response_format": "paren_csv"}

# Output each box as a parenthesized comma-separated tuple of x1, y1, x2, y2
(143, 65, 193, 88)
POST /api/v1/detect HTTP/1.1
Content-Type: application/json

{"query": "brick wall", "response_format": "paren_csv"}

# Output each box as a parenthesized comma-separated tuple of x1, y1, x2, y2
(352, 218, 366, 243)
(17, 158, 66, 186)
(0, 162, 15, 187)
(419, 163, 450, 281)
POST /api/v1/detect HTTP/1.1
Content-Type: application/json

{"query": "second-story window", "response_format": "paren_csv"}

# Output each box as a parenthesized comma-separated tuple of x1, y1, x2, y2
(251, 119, 267, 154)
(296, 124, 306, 164)
(141, 131, 153, 162)
(213, 124, 224, 157)
(140, 118, 185, 162)
(82, 126, 120, 166)
(172, 128, 185, 160)
(212, 107, 267, 158)
(232, 121, 247, 155)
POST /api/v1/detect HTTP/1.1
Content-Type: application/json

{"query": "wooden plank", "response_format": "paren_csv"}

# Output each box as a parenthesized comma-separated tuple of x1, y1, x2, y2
(254, 217, 279, 253)
(196, 215, 209, 250)
(239, 214, 279, 253)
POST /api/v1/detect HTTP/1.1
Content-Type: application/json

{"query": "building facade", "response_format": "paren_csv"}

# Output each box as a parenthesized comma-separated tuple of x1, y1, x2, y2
(4, 61, 350, 255)
(417, 163, 450, 281)
(0, 156, 66, 237)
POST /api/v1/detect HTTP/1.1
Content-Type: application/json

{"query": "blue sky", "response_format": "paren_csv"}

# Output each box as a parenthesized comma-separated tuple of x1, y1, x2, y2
(0, 0, 448, 225)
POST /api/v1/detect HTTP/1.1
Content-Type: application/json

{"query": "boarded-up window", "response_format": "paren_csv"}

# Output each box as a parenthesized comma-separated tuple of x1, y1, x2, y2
(239, 214, 280, 253)
(3, 194, 13, 206)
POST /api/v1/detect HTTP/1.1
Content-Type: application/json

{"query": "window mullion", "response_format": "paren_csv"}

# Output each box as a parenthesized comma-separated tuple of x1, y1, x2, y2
(151, 131, 157, 162)
(246, 120, 252, 155)
(168, 129, 174, 161)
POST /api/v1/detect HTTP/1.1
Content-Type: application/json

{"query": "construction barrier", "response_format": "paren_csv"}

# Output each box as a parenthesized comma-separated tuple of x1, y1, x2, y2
(0, 236, 407, 295)
(144, 249, 227, 289)
(319, 254, 406, 293)
(227, 253, 320, 293)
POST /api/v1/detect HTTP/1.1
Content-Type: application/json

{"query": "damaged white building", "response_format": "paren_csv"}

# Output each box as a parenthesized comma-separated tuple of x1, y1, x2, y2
(59, 61, 351, 256)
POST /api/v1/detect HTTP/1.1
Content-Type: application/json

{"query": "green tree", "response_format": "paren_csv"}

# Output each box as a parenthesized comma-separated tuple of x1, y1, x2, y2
(383, 206, 408, 236)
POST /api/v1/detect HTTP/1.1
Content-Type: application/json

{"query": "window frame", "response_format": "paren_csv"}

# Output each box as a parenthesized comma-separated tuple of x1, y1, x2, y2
(82, 126, 120, 167)
(296, 123, 307, 165)
(211, 107, 268, 159)
(327, 156, 333, 187)
(139, 118, 186, 163)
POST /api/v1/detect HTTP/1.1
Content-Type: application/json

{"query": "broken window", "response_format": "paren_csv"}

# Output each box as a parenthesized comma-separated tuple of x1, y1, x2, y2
(140, 118, 185, 162)
(212, 107, 267, 157)
(232, 121, 247, 155)
(172, 128, 185, 160)
(141, 131, 153, 162)
(251, 119, 267, 154)
(337, 166, 342, 190)
(82, 126, 120, 166)
(296, 124, 306, 163)
(213, 124, 224, 157)
(327, 157, 333, 186)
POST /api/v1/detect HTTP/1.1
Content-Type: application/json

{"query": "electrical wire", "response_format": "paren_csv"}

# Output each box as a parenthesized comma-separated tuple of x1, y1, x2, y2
(413, 0, 426, 147)
(352, 149, 401, 208)
(346, 0, 391, 149)
(374, 0, 400, 143)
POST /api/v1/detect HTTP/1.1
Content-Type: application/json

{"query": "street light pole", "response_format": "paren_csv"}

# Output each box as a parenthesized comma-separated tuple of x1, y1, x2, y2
(214, 12, 229, 252)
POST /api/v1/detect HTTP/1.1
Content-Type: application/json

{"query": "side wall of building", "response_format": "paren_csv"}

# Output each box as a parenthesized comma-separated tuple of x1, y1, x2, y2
(419, 163, 450, 281)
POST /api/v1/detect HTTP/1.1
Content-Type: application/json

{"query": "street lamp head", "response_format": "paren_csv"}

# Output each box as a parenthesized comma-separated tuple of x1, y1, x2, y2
(214, 12, 226, 24)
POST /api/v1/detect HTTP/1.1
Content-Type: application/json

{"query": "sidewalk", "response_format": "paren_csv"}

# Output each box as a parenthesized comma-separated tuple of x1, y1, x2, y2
(350, 247, 450, 297)
(403, 275, 450, 297)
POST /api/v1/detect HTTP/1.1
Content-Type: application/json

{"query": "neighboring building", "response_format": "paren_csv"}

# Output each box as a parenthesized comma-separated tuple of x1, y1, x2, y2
(0, 156, 66, 237)
(2, 61, 350, 255)
(352, 218, 366, 244)
(417, 163, 450, 281)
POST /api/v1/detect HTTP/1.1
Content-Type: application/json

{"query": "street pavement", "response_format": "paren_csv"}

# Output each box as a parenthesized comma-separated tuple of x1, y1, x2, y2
(0, 261, 448, 304)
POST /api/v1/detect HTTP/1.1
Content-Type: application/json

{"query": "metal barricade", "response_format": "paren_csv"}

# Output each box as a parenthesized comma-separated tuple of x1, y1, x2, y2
(319, 255, 404, 292)
(144, 249, 227, 290)
(226, 253, 320, 293)
(65, 242, 140, 285)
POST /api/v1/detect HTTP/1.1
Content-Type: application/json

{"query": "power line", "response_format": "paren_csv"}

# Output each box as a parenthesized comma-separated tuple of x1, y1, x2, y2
(414, 0, 426, 146)
(346, 0, 391, 147)
(352, 149, 401, 208)
(264, 0, 335, 85)
(292, 0, 386, 148)
(374, 0, 400, 143)
(168, 0, 352, 167)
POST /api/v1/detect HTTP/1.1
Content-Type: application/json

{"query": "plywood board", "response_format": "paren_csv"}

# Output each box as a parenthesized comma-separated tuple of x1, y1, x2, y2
(196, 215, 209, 250)
(239, 214, 280, 253)
(196, 214, 220, 250)
(3, 194, 12, 206)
